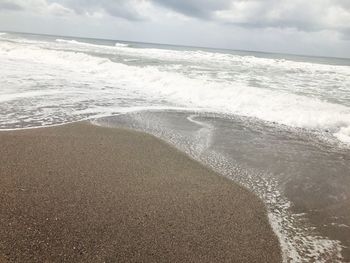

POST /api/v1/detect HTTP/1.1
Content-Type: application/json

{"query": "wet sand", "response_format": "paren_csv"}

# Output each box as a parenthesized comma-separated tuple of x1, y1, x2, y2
(97, 110, 350, 262)
(0, 122, 281, 262)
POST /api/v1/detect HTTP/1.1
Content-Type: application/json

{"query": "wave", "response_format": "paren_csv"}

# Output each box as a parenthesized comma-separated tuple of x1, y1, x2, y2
(53, 38, 350, 81)
(335, 126, 350, 144)
(56, 38, 129, 48)
(115, 43, 129, 47)
(1, 41, 350, 144)
(55, 38, 102, 48)
(0, 90, 69, 103)
(102, 44, 350, 72)
(56, 38, 80, 44)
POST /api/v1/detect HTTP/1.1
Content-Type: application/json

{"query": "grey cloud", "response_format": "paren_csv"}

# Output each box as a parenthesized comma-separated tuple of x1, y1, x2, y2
(0, 0, 145, 20)
(50, 0, 147, 20)
(0, 3, 23, 10)
(1, 0, 350, 35)
(0, 1, 24, 11)
(218, 1, 324, 31)
(151, 0, 350, 35)
(150, 0, 231, 18)
(0, 0, 75, 16)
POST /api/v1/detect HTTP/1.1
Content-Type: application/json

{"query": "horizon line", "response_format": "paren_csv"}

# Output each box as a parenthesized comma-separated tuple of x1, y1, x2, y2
(2, 29, 350, 61)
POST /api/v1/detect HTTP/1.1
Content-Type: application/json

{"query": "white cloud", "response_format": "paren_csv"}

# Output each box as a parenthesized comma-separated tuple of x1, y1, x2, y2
(47, 2, 74, 16)
(213, 0, 350, 35)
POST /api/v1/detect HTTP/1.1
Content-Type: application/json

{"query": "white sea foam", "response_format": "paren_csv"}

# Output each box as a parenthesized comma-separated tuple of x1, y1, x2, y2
(56, 38, 80, 44)
(112, 44, 350, 73)
(52, 36, 350, 75)
(50, 37, 350, 107)
(115, 42, 129, 47)
(55, 39, 128, 48)
(0, 40, 350, 144)
(55, 38, 104, 48)
(0, 90, 72, 103)
(335, 126, 350, 144)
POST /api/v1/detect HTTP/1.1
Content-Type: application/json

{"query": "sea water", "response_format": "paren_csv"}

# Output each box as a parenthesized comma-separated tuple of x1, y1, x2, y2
(1, 31, 350, 262)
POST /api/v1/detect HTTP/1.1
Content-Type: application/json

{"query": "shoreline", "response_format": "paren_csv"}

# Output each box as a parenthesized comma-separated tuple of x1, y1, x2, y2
(0, 122, 281, 262)
(96, 110, 348, 262)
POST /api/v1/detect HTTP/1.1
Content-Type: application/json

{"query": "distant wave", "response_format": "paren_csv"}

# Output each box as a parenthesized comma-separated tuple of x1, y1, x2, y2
(115, 43, 129, 47)
(56, 39, 129, 48)
(55, 39, 97, 47)
(56, 38, 114, 49)
(0, 32, 7, 36)
(123, 58, 139, 62)
(56, 39, 80, 44)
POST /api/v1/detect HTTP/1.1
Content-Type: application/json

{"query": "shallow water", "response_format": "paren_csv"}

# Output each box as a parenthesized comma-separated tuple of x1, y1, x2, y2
(95, 110, 350, 262)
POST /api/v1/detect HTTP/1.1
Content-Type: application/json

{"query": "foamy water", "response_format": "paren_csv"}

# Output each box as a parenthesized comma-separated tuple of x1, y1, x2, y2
(95, 111, 348, 262)
(0, 32, 350, 144)
(1, 32, 350, 262)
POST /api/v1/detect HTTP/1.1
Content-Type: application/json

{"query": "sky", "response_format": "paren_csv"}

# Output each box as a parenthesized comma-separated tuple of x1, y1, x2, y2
(0, 0, 350, 58)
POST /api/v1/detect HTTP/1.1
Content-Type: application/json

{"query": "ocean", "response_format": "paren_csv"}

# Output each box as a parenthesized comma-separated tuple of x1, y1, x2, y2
(1, 32, 350, 262)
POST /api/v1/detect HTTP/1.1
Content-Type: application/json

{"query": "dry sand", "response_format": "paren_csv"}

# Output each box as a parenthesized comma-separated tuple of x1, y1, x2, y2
(0, 122, 281, 262)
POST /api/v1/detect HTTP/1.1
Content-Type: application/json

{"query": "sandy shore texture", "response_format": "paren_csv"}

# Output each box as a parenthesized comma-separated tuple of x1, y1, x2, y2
(0, 122, 281, 262)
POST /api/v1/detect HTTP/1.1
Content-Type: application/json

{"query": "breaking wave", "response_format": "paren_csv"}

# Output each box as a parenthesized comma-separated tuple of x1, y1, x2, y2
(0, 38, 350, 144)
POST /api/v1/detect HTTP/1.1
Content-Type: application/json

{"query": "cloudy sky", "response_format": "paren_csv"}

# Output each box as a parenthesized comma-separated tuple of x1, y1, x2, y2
(0, 0, 350, 58)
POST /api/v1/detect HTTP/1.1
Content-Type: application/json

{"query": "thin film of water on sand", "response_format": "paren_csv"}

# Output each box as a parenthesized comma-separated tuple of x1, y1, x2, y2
(94, 110, 347, 262)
